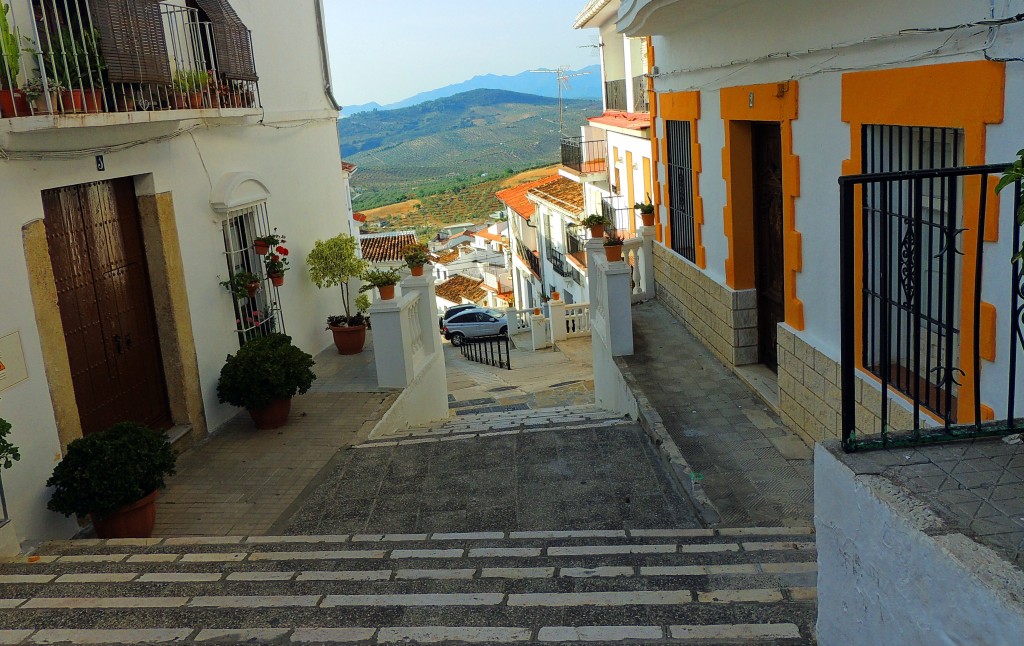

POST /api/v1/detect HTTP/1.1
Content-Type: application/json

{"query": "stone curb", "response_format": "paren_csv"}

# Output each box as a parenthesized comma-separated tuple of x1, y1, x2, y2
(613, 356, 722, 526)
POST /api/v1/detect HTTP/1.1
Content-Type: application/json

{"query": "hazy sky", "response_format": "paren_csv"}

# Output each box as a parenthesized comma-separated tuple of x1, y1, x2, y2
(323, 1, 599, 108)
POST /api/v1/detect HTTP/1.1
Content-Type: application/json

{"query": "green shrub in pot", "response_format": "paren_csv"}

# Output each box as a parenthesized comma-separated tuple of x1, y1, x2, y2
(216, 333, 315, 412)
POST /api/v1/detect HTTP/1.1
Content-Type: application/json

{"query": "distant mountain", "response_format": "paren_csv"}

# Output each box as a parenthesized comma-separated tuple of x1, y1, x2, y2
(338, 88, 601, 211)
(341, 65, 601, 116)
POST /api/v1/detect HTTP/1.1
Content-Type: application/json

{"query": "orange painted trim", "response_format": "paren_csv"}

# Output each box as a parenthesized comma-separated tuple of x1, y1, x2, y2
(980, 302, 997, 362)
(625, 151, 636, 236)
(658, 90, 706, 268)
(720, 82, 803, 328)
(648, 38, 664, 243)
(842, 60, 1005, 424)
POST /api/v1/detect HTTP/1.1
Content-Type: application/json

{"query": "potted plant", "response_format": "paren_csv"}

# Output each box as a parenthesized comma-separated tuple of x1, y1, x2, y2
(46, 422, 176, 538)
(307, 233, 371, 354)
(361, 268, 402, 301)
(172, 69, 210, 109)
(582, 213, 610, 238)
(22, 74, 61, 114)
(216, 333, 316, 429)
(264, 245, 290, 286)
(402, 242, 431, 276)
(0, 3, 28, 117)
(551, 290, 561, 301)
(326, 294, 371, 355)
(76, 27, 106, 113)
(253, 230, 285, 255)
(220, 270, 261, 300)
(604, 234, 625, 262)
(635, 196, 656, 227)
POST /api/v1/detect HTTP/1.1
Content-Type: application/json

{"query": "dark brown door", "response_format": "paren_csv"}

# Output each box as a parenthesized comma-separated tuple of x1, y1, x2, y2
(43, 178, 172, 436)
(751, 123, 785, 371)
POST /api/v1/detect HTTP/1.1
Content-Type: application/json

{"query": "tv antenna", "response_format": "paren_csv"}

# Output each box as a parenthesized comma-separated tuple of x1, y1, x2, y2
(530, 66, 590, 135)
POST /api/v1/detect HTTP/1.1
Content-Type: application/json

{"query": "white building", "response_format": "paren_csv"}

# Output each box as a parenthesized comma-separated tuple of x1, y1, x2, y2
(0, 0, 352, 550)
(498, 176, 557, 310)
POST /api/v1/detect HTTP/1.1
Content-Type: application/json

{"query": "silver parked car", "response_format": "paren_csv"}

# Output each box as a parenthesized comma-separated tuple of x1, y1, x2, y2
(442, 308, 508, 346)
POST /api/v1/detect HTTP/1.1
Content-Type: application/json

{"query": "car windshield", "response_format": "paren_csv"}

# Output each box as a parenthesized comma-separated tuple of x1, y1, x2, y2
(483, 309, 503, 318)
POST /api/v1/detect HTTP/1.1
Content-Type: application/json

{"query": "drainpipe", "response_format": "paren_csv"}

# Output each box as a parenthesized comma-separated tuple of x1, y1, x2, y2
(314, 0, 341, 112)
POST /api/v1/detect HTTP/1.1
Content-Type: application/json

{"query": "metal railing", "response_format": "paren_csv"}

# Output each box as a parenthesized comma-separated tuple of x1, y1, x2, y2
(632, 75, 648, 113)
(0, 1, 259, 118)
(601, 195, 633, 233)
(546, 243, 573, 278)
(605, 78, 627, 111)
(459, 333, 512, 370)
(840, 163, 1023, 451)
(514, 234, 542, 277)
(560, 136, 608, 175)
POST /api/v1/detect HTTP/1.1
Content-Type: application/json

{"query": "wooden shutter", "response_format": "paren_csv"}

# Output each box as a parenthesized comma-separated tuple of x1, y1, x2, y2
(193, 0, 258, 81)
(89, 0, 172, 84)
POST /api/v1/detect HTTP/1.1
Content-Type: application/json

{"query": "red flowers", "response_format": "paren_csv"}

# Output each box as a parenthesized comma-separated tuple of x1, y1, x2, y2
(276, 246, 289, 256)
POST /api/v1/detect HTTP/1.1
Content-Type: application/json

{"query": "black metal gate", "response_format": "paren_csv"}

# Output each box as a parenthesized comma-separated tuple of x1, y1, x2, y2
(459, 334, 512, 370)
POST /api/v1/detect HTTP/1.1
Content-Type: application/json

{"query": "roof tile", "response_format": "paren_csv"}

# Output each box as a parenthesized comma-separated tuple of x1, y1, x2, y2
(360, 231, 417, 263)
(436, 275, 486, 304)
(495, 175, 561, 220)
(528, 176, 585, 214)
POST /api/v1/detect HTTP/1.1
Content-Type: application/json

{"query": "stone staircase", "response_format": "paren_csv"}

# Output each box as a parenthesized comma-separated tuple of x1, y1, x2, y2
(0, 528, 817, 644)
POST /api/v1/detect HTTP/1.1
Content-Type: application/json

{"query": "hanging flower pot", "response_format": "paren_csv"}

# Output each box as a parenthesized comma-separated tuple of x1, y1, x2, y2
(378, 284, 396, 300)
(245, 281, 260, 299)
(253, 240, 270, 255)
(269, 273, 284, 287)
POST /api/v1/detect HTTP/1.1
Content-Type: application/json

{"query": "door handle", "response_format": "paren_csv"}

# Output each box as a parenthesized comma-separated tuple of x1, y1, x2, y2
(113, 334, 122, 354)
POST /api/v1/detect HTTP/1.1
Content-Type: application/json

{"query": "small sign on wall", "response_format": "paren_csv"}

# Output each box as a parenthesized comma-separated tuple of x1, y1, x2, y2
(0, 331, 29, 393)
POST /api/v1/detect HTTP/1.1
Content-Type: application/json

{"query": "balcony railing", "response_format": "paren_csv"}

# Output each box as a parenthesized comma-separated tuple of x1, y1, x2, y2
(605, 78, 627, 111)
(546, 243, 572, 278)
(560, 136, 608, 175)
(514, 234, 542, 278)
(601, 195, 633, 233)
(0, 1, 259, 119)
(632, 75, 649, 113)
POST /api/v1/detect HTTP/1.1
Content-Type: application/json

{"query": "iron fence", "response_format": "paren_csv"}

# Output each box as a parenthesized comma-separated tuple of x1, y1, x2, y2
(839, 162, 1023, 451)
(515, 234, 542, 277)
(459, 334, 512, 370)
(632, 75, 648, 113)
(601, 195, 632, 233)
(605, 78, 626, 111)
(546, 242, 572, 278)
(560, 136, 608, 175)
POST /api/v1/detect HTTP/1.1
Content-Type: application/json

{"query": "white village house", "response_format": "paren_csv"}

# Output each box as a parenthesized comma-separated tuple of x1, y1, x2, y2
(0, 0, 352, 551)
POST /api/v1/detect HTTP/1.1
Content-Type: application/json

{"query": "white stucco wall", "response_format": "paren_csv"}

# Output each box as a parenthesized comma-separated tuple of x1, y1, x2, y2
(0, 0, 347, 545)
(815, 443, 1024, 645)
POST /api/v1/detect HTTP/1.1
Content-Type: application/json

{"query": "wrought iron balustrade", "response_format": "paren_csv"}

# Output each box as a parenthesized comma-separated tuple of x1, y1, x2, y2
(0, 1, 259, 118)
(840, 162, 1023, 451)
(605, 78, 627, 111)
(459, 333, 512, 370)
(632, 75, 649, 113)
(514, 234, 541, 277)
(601, 195, 633, 233)
(546, 243, 573, 278)
(560, 136, 608, 175)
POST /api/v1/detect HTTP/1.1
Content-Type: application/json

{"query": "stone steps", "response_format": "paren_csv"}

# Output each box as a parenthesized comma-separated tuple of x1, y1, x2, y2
(0, 528, 817, 644)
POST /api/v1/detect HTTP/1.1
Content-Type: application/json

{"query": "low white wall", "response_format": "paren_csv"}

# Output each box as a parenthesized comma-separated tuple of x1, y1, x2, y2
(592, 326, 638, 417)
(368, 351, 448, 438)
(815, 442, 1024, 646)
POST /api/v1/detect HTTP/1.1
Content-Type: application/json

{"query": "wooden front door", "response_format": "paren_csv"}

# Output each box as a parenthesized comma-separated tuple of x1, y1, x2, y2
(43, 178, 172, 436)
(751, 123, 785, 371)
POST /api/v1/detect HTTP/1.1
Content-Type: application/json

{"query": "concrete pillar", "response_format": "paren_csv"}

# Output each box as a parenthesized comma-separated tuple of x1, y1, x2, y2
(639, 224, 656, 297)
(549, 296, 567, 343)
(531, 313, 550, 351)
(368, 293, 416, 388)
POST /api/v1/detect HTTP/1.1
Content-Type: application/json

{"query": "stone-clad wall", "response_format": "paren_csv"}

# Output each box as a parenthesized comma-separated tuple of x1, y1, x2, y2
(652, 244, 757, 368)
(778, 325, 916, 445)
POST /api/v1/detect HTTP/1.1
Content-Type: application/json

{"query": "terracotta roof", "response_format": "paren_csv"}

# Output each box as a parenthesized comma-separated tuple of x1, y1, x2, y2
(588, 110, 651, 131)
(352, 212, 367, 222)
(341, 161, 357, 173)
(433, 248, 462, 265)
(495, 175, 561, 220)
(360, 231, 417, 263)
(528, 176, 585, 214)
(473, 229, 506, 244)
(436, 275, 486, 304)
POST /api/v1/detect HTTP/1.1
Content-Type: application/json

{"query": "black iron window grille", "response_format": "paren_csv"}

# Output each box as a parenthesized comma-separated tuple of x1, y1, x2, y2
(666, 119, 696, 262)
(840, 160, 1023, 451)
(546, 242, 572, 278)
(222, 203, 285, 346)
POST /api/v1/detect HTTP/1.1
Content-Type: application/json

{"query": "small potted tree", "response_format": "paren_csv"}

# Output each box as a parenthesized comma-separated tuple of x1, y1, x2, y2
(604, 233, 625, 262)
(635, 196, 656, 227)
(402, 242, 431, 276)
(220, 270, 261, 300)
(582, 213, 611, 238)
(46, 422, 176, 538)
(307, 233, 370, 354)
(264, 245, 290, 287)
(216, 333, 316, 429)
(361, 268, 402, 301)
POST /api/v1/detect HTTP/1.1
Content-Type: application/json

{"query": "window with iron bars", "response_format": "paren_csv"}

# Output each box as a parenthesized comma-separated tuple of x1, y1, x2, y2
(861, 124, 964, 419)
(666, 120, 696, 262)
(222, 202, 286, 346)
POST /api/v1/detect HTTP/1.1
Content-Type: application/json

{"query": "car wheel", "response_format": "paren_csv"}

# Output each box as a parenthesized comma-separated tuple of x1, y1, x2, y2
(499, 326, 507, 336)
(450, 333, 465, 347)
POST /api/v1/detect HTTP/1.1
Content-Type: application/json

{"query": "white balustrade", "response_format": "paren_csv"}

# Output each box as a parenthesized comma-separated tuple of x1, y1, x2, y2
(563, 303, 592, 338)
(508, 308, 534, 333)
(586, 236, 633, 357)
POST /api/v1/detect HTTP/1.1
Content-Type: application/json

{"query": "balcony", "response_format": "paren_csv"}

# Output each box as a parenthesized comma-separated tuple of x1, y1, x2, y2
(632, 75, 649, 113)
(605, 78, 627, 111)
(560, 135, 608, 179)
(514, 234, 542, 278)
(546, 243, 573, 279)
(601, 194, 633, 233)
(0, 1, 259, 127)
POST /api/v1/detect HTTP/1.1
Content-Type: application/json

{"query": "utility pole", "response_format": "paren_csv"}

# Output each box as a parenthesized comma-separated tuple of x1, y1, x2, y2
(529, 66, 590, 135)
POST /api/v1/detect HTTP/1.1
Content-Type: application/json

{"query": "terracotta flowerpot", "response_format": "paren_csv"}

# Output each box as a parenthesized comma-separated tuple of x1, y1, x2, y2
(92, 490, 158, 539)
(269, 273, 284, 287)
(641, 212, 656, 227)
(605, 245, 624, 262)
(0, 89, 30, 117)
(248, 397, 292, 430)
(589, 225, 605, 238)
(551, 291, 560, 301)
(410, 264, 425, 277)
(245, 282, 260, 299)
(378, 284, 396, 300)
(60, 89, 84, 113)
(81, 88, 104, 113)
(253, 240, 270, 255)
(533, 307, 541, 315)
(330, 324, 367, 355)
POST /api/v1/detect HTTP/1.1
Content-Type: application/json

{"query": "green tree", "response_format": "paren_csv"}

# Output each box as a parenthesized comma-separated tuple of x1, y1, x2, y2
(306, 234, 369, 321)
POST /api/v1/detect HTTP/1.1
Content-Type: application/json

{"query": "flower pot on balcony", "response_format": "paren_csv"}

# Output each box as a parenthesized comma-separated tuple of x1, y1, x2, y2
(245, 281, 260, 299)
(641, 213, 656, 227)
(605, 245, 624, 262)
(254, 240, 270, 255)
(59, 89, 84, 113)
(378, 284, 396, 300)
(248, 397, 292, 430)
(533, 307, 541, 315)
(0, 89, 30, 117)
(81, 88, 104, 114)
(551, 291, 560, 301)
(410, 264, 425, 277)
(269, 273, 284, 287)
(329, 324, 367, 355)
(30, 91, 57, 115)
(589, 224, 605, 238)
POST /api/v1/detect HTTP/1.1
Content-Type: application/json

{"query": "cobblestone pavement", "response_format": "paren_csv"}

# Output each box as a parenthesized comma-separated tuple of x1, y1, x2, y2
(153, 335, 395, 537)
(623, 302, 815, 527)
